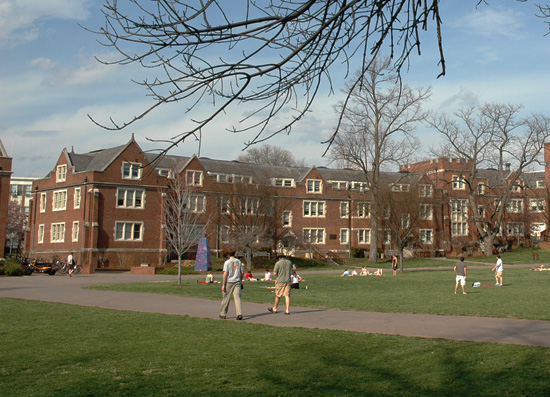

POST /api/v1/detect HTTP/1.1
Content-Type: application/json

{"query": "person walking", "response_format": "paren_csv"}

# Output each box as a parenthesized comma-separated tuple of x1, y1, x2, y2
(454, 256, 467, 295)
(67, 253, 75, 277)
(391, 254, 398, 276)
(492, 254, 503, 286)
(268, 255, 293, 315)
(219, 251, 244, 320)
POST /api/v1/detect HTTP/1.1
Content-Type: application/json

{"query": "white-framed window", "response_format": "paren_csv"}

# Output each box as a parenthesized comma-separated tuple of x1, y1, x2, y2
(391, 183, 409, 192)
(402, 213, 410, 229)
(452, 175, 466, 190)
(52, 190, 67, 211)
(117, 188, 145, 209)
(219, 197, 231, 214)
(382, 204, 390, 219)
(331, 181, 348, 190)
(507, 199, 524, 213)
(74, 188, 81, 209)
(419, 229, 433, 244)
(306, 179, 322, 193)
(419, 185, 432, 198)
(419, 204, 433, 220)
(56, 165, 67, 182)
(536, 180, 546, 189)
(303, 201, 325, 217)
(383, 229, 392, 244)
(451, 199, 468, 236)
(530, 223, 546, 238)
(350, 181, 368, 191)
(40, 193, 47, 213)
(303, 228, 325, 244)
(340, 202, 349, 217)
(530, 199, 545, 213)
(72, 221, 79, 242)
(186, 170, 203, 186)
(220, 226, 230, 244)
(340, 229, 349, 244)
(115, 222, 143, 241)
(507, 222, 524, 236)
(158, 168, 171, 177)
(51, 223, 65, 243)
(282, 210, 292, 227)
(512, 183, 523, 193)
(38, 224, 44, 244)
(187, 194, 206, 213)
(358, 229, 371, 244)
(122, 162, 142, 180)
(357, 202, 371, 218)
(477, 183, 485, 195)
(239, 197, 259, 215)
(273, 178, 295, 187)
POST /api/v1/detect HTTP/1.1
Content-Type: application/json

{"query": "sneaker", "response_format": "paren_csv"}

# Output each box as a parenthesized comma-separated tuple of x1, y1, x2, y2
(236, 315, 243, 320)
(495, 283, 500, 286)
(219, 315, 226, 320)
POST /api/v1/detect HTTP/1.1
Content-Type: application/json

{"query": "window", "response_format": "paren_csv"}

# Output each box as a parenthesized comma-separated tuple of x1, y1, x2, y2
(186, 170, 203, 186)
(420, 229, 433, 244)
(158, 168, 171, 177)
(239, 197, 259, 215)
(282, 211, 292, 227)
(51, 223, 65, 243)
(536, 180, 546, 189)
(187, 194, 206, 213)
(117, 188, 145, 208)
(358, 229, 371, 244)
(52, 190, 67, 211)
(402, 213, 410, 229)
(357, 202, 371, 218)
(451, 199, 468, 236)
(273, 178, 295, 187)
(419, 204, 433, 220)
(115, 222, 143, 241)
(306, 179, 322, 193)
(220, 226, 230, 243)
(477, 183, 485, 195)
(391, 183, 409, 192)
(38, 225, 44, 244)
(383, 229, 392, 244)
(56, 165, 67, 182)
(303, 228, 325, 244)
(340, 229, 349, 244)
(72, 221, 79, 242)
(530, 199, 545, 213)
(452, 175, 466, 190)
(303, 201, 325, 217)
(350, 181, 368, 191)
(507, 223, 524, 236)
(382, 204, 390, 219)
(122, 162, 141, 179)
(530, 223, 546, 238)
(419, 185, 432, 198)
(340, 202, 349, 217)
(74, 188, 81, 209)
(219, 197, 231, 214)
(507, 199, 523, 213)
(40, 193, 46, 213)
(331, 181, 348, 190)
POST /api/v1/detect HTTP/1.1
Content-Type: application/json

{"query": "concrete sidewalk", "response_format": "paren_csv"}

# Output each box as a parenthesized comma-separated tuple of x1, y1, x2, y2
(1, 272, 548, 347)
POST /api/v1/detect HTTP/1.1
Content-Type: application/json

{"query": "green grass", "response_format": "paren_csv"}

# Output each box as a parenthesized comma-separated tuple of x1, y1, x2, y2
(90, 268, 550, 320)
(1, 299, 548, 396)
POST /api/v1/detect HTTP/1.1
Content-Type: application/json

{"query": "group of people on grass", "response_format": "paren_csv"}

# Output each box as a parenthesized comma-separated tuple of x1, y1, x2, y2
(340, 267, 383, 277)
(454, 254, 505, 295)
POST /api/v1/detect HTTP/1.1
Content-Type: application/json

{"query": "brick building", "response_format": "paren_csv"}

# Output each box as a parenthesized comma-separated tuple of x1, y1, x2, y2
(25, 138, 550, 272)
(0, 139, 13, 257)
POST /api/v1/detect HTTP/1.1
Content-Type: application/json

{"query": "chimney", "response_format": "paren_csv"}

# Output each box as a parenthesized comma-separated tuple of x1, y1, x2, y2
(505, 162, 511, 172)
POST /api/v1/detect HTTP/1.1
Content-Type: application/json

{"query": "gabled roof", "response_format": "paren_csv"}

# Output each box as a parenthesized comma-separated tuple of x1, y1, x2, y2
(0, 139, 8, 158)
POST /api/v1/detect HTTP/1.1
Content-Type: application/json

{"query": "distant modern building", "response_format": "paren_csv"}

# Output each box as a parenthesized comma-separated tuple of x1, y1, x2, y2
(25, 137, 550, 272)
(0, 139, 13, 257)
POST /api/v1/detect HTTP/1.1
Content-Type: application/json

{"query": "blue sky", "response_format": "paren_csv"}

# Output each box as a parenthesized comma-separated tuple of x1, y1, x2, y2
(1, 1, 550, 177)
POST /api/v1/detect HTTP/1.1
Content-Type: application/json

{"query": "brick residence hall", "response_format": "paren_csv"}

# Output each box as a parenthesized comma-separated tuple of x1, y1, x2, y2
(22, 137, 550, 273)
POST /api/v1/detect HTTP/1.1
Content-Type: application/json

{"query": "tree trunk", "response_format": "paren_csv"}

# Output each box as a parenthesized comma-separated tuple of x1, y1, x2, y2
(483, 235, 495, 257)
(177, 256, 182, 285)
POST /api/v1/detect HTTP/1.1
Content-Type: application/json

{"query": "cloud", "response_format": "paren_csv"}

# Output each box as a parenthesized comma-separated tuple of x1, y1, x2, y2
(0, 0, 92, 47)
(457, 6, 526, 39)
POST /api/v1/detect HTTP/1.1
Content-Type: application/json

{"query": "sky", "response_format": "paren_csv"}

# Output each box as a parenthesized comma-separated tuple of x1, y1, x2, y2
(1, 1, 550, 177)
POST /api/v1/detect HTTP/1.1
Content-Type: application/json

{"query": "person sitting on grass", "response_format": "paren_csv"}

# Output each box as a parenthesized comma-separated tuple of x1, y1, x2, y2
(340, 269, 351, 277)
(373, 269, 383, 276)
(360, 266, 370, 276)
(531, 264, 547, 271)
(262, 269, 272, 281)
(245, 271, 258, 281)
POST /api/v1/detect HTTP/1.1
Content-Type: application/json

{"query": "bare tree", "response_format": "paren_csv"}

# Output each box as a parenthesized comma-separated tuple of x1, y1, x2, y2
(6, 201, 27, 256)
(237, 144, 305, 167)
(163, 174, 210, 284)
(329, 57, 431, 263)
(429, 103, 550, 256)
(88, 0, 448, 151)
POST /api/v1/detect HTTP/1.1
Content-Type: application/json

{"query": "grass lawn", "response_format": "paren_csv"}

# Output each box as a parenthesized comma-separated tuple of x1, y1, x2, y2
(1, 299, 549, 396)
(90, 268, 550, 321)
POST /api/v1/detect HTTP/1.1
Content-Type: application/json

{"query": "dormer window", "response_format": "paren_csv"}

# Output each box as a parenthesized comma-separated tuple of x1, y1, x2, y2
(536, 180, 546, 189)
(452, 176, 466, 190)
(186, 170, 203, 186)
(306, 179, 322, 193)
(122, 162, 142, 180)
(56, 165, 67, 182)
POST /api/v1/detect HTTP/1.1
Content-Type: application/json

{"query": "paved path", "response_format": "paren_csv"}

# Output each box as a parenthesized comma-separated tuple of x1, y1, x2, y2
(1, 272, 548, 348)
